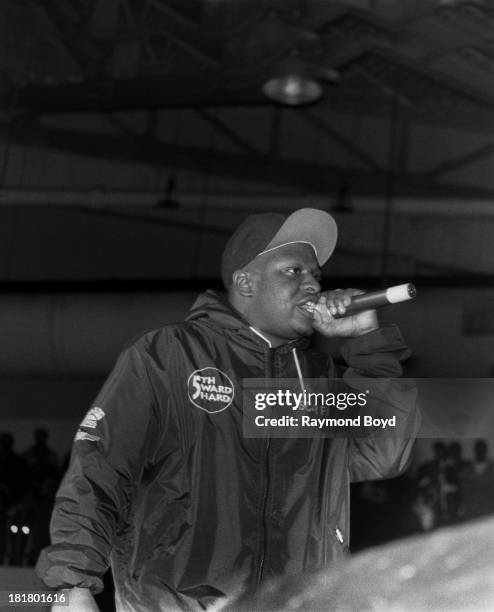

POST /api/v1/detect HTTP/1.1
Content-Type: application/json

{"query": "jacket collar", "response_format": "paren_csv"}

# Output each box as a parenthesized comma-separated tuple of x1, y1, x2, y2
(186, 290, 310, 354)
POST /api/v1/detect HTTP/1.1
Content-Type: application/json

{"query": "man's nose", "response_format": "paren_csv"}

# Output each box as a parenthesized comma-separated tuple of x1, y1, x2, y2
(302, 273, 321, 294)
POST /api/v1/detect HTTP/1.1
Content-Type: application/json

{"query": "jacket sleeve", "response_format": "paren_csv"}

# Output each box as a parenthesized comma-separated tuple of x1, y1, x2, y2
(339, 325, 421, 482)
(36, 342, 161, 594)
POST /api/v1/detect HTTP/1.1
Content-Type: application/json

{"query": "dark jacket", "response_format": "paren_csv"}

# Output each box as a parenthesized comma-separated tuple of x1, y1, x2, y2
(36, 290, 419, 611)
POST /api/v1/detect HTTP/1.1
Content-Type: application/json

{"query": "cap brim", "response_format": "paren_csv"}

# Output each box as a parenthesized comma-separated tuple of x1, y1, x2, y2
(261, 208, 338, 266)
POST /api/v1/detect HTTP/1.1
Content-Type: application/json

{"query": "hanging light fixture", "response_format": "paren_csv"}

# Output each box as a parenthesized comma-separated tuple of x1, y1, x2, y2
(262, 73, 322, 105)
(262, 52, 339, 106)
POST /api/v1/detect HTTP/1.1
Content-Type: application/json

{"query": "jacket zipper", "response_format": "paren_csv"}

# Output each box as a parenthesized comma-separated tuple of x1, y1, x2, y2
(256, 347, 275, 584)
(335, 526, 344, 545)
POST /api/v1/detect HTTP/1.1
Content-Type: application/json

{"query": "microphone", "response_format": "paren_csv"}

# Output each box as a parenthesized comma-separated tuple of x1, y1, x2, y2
(329, 283, 416, 318)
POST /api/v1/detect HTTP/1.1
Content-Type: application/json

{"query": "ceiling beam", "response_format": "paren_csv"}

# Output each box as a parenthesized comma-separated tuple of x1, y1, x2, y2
(300, 110, 384, 172)
(31, 0, 103, 78)
(195, 109, 263, 156)
(5, 274, 494, 293)
(9, 76, 494, 134)
(426, 143, 494, 180)
(146, 0, 200, 29)
(4, 118, 494, 200)
(104, 113, 138, 137)
(268, 107, 282, 157)
(160, 32, 219, 69)
(12, 73, 265, 114)
(143, 0, 219, 68)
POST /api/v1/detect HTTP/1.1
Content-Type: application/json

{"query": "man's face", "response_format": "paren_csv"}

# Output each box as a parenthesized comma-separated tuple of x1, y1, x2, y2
(245, 243, 321, 346)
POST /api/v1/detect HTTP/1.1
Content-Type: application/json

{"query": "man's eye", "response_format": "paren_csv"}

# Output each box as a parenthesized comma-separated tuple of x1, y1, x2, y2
(286, 267, 300, 275)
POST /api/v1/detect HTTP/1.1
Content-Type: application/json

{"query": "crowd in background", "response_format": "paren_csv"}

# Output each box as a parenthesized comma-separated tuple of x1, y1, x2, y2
(351, 438, 494, 551)
(1, 430, 494, 564)
(0, 428, 65, 566)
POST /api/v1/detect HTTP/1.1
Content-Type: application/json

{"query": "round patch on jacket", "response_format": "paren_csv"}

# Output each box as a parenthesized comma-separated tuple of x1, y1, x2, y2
(187, 367, 234, 413)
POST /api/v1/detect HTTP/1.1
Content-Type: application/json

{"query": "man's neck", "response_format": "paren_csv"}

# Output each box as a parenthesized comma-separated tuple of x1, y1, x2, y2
(228, 294, 299, 348)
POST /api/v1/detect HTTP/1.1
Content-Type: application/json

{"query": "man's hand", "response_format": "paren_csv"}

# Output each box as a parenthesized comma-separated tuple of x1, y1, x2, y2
(312, 288, 379, 338)
(54, 588, 100, 612)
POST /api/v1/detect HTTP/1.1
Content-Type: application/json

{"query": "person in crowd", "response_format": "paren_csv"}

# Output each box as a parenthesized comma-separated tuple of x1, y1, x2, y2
(23, 428, 59, 493)
(459, 438, 494, 521)
(0, 429, 61, 567)
(0, 432, 30, 565)
(0, 432, 28, 507)
(413, 440, 450, 529)
(448, 441, 470, 475)
(441, 441, 471, 523)
(36, 209, 419, 611)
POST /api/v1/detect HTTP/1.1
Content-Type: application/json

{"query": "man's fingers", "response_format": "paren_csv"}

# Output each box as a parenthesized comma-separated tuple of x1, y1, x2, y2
(320, 288, 364, 316)
(323, 289, 350, 316)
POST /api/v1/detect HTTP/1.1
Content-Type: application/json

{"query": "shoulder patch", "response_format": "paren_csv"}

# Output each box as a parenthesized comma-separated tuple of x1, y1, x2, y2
(80, 406, 105, 429)
(75, 430, 101, 443)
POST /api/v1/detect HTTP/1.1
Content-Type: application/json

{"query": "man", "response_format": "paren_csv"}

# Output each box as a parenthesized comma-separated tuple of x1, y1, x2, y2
(36, 208, 419, 611)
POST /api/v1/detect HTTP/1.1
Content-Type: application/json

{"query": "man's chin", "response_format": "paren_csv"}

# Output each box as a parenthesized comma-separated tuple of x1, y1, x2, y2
(293, 320, 315, 338)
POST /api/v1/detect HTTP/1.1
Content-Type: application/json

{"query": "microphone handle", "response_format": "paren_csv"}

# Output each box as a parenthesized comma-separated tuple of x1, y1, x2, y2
(335, 283, 416, 317)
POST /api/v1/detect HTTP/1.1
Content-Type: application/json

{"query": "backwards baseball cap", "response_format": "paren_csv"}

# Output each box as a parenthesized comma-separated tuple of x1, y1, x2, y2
(221, 208, 338, 287)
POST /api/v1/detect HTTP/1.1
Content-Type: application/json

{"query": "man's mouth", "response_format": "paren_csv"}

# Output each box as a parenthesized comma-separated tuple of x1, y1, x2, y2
(297, 299, 318, 317)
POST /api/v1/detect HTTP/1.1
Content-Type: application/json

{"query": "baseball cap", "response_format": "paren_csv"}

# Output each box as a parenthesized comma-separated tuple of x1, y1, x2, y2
(221, 208, 338, 287)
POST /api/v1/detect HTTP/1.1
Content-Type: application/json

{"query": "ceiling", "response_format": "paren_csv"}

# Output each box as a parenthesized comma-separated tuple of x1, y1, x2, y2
(1, 0, 494, 127)
(2, 2, 494, 387)
(1, 1, 494, 209)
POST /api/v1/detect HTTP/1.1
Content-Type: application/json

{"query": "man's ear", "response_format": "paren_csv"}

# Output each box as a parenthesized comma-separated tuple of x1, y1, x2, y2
(232, 270, 254, 297)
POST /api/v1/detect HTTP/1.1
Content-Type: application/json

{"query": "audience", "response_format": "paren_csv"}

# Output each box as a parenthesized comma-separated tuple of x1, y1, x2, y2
(352, 438, 494, 551)
(0, 429, 62, 566)
(1, 431, 494, 566)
